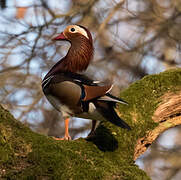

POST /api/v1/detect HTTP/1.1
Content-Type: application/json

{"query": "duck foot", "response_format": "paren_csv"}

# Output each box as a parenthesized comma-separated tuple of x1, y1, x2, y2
(53, 135, 71, 141)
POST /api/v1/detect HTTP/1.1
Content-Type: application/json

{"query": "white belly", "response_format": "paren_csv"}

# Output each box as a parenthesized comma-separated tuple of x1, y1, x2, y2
(76, 103, 105, 121)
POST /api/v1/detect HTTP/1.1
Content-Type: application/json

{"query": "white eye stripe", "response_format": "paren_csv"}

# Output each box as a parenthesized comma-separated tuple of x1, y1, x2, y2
(69, 25, 89, 39)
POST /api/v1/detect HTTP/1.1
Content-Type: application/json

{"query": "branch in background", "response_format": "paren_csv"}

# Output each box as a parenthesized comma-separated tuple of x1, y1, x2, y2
(0, 0, 6, 9)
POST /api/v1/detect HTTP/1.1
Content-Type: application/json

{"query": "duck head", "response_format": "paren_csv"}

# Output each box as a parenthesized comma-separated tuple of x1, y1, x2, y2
(53, 25, 94, 73)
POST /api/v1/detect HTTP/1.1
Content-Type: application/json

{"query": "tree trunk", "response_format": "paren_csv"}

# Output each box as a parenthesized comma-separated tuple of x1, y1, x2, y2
(1, 69, 181, 179)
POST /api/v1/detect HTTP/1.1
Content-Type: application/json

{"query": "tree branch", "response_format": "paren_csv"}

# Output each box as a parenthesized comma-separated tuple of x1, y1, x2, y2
(1, 69, 181, 179)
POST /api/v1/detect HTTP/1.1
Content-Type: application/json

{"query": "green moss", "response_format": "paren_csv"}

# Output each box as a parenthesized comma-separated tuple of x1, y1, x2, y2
(1, 69, 181, 179)
(119, 68, 181, 137)
(0, 105, 147, 179)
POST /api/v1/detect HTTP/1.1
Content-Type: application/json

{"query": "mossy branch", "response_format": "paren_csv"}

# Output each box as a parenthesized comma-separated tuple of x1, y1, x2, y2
(1, 69, 181, 179)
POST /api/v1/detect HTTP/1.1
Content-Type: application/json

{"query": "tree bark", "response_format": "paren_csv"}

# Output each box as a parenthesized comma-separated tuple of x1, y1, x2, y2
(1, 69, 181, 179)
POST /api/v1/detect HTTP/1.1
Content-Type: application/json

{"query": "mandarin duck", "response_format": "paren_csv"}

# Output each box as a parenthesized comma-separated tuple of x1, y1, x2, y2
(42, 25, 131, 140)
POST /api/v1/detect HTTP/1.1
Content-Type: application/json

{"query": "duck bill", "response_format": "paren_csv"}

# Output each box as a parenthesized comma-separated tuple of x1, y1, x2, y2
(52, 32, 67, 41)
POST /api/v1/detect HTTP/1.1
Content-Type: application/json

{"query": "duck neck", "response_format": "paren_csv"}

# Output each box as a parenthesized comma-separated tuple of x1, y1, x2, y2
(63, 36, 93, 72)
(44, 36, 93, 80)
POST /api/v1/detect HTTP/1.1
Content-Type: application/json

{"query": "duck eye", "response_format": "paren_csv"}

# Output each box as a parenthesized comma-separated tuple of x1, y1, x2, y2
(70, 28, 75, 32)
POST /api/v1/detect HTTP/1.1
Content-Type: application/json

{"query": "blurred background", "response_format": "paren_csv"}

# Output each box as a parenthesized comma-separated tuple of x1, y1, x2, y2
(0, 0, 181, 179)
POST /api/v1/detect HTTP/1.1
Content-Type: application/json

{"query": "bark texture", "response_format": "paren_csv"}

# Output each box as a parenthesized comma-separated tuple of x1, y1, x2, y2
(1, 68, 181, 179)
